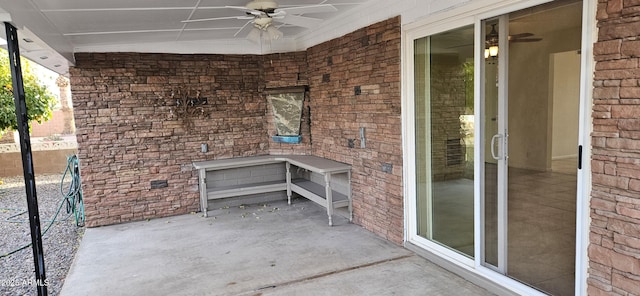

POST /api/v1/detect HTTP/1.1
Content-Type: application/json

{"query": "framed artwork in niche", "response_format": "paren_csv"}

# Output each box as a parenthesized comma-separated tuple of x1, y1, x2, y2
(265, 86, 306, 144)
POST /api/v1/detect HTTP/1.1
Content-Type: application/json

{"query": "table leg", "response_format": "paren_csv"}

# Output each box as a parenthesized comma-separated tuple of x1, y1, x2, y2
(325, 173, 333, 226)
(286, 162, 292, 205)
(199, 169, 208, 217)
(348, 171, 353, 222)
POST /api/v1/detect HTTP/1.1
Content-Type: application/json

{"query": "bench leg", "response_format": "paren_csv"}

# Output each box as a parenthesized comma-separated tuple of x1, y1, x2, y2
(348, 171, 353, 222)
(325, 174, 333, 226)
(286, 162, 292, 205)
(199, 169, 208, 217)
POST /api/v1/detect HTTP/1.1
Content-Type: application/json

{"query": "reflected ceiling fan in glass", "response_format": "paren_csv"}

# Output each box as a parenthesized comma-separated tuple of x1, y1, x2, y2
(483, 24, 543, 59)
(485, 24, 499, 58)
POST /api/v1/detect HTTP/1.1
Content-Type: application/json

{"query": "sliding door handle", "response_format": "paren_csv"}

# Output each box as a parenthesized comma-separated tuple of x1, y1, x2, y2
(578, 145, 582, 170)
(491, 134, 502, 160)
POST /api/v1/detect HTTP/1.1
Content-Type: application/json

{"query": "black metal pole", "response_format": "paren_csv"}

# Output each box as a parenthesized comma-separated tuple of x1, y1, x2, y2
(4, 22, 48, 296)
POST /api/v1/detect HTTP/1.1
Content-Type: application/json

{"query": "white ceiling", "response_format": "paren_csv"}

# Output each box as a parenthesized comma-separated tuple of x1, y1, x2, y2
(0, 0, 374, 75)
(0, 0, 484, 76)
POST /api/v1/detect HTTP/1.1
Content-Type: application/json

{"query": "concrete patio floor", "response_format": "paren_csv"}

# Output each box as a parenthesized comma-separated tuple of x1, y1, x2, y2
(60, 198, 494, 296)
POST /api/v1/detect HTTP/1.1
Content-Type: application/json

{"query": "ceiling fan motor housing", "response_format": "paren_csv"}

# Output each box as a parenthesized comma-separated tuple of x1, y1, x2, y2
(254, 17, 273, 30)
(246, 0, 278, 12)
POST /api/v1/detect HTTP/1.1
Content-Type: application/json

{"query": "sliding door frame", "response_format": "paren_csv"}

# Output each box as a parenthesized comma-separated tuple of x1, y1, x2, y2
(401, 0, 595, 295)
(404, 14, 477, 268)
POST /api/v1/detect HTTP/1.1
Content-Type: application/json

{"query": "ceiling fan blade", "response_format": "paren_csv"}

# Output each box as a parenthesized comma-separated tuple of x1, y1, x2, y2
(234, 20, 254, 37)
(511, 38, 543, 42)
(274, 4, 337, 15)
(275, 14, 322, 28)
(182, 16, 252, 23)
(509, 32, 534, 39)
(226, 6, 264, 16)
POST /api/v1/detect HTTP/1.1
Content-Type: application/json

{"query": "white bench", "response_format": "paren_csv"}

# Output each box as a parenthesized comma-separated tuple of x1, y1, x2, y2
(193, 155, 352, 226)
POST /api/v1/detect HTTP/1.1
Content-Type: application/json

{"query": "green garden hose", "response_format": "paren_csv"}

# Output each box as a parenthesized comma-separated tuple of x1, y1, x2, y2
(61, 154, 85, 227)
(0, 154, 84, 258)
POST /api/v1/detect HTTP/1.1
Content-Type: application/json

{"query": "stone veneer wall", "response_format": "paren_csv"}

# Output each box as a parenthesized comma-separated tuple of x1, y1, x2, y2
(430, 54, 471, 181)
(307, 16, 403, 244)
(589, 0, 640, 294)
(70, 17, 402, 244)
(71, 53, 268, 226)
(262, 52, 312, 155)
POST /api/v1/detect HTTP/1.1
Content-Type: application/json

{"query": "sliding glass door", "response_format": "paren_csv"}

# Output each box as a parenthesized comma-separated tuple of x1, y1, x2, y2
(481, 2, 582, 295)
(415, 25, 475, 257)
(411, 0, 584, 295)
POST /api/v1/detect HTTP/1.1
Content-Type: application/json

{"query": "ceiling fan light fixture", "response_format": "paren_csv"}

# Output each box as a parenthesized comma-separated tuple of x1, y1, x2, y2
(485, 24, 499, 59)
(247, 27, 262, 44)
(489, 45, 498, 57)
(266, 26, 283, 40)
(487, 24, 499, 46)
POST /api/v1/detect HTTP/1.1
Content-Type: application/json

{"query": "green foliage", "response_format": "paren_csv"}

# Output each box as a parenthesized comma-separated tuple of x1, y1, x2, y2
(462, 61, 474, 111)
(0, 48, 57, 132)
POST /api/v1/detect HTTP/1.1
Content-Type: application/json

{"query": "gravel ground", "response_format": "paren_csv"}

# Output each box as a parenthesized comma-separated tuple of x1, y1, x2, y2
(0, 174, 84, 296)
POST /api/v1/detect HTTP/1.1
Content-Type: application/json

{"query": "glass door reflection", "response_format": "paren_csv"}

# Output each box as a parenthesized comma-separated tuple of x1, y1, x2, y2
(415, 25, 475, 257)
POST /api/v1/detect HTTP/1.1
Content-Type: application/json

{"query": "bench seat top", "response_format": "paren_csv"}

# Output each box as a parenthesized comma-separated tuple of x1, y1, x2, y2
(193, 155, 350, 174)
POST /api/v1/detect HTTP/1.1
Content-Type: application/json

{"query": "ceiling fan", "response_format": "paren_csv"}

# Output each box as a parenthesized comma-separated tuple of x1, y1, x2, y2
(485, 24, 543, 45)
(182, 0, 337, 43)
(484, 24, 541, 57)
(508, 32, 543, 42)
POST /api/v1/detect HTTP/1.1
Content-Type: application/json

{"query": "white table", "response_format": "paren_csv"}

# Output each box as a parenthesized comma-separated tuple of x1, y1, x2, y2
(193, 155, 352, 226)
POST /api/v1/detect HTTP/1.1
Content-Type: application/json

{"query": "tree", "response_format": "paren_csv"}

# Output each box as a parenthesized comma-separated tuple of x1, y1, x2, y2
(0, 48, 57, 132)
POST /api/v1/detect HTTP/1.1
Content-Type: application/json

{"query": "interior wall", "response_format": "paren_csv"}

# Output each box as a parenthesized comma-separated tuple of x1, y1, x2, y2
(508, 23, 581, 171)
(551, 50, 581, 159)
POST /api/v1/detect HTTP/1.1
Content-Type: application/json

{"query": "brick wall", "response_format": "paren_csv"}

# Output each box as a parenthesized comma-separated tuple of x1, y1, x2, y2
(71, 53, 269, 226)
(70, 17, 403, 245)
(0, 130, 12, 143)
(31, 110, 65, 137)
(263, 52, 312, 155)
(589, 0, 640, 295)
(307, 16, 403, 244)
(430, 54, 471, 181)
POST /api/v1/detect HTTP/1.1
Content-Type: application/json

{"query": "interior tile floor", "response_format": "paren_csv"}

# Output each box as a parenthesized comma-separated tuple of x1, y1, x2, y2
(507, 158, 577, 296)
(431, 158, 577, 296)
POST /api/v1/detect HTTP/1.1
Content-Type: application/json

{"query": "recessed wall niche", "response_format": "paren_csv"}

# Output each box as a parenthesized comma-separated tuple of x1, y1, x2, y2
(265, 87, 306, 144)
